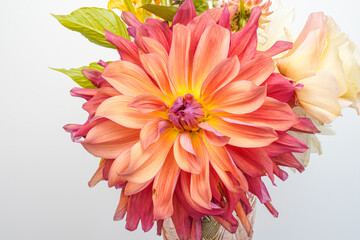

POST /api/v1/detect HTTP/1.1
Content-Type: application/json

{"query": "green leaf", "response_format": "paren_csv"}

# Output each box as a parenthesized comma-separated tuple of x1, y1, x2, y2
(52, 7, 129, 48)
(193, 0, 209, 14)
(51, 62, 105, 89)
(140, 4, 178, 22)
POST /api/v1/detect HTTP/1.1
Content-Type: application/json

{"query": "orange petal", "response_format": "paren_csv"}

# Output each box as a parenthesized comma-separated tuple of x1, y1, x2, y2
(113, 189, 129, 221)
(124, 180, 152, 196)
(108, 147, 131, 188)
(88, 159, 107, 187)
(139, 36, 169, 63)
(140, 53, 174, 96)
(140, 118, 172, 149)
(198, 122, 230, 147)
(81, 120, 139, 159)
(153, 151, 180, 220)
(120, 128, 178, 183)
(232, 55, 274, 85)
(207, 116, 278, 148)
(192, 24, 230, 93)
(200, 56, 240, 98)
(190, 132, 212, 209)
(206, 80, 266, 114)
(203, 138, 248, 193)
(101, 60, 162, 97)
(168, 24, 191, 92)
(96, 95, 159, 129)
(174, 132, 202, 174)
(128, 94, 167, 113)
(216, 97, 300, 131)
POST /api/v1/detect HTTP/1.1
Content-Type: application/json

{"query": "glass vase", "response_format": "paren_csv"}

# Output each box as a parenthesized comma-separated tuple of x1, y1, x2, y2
(162, 197, 256, 240)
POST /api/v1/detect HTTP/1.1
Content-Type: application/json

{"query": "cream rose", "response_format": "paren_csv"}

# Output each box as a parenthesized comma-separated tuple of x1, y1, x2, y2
(277, 12, 360, 124)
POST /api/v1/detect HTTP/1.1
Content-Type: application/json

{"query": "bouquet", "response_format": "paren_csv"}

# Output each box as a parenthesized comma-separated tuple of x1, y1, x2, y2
(52, 0, 360, 239)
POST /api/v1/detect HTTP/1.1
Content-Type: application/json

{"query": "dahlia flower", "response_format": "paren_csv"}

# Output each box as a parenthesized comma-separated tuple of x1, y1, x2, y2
(65, 0, 316, 238)
(277, 12, 360, 124)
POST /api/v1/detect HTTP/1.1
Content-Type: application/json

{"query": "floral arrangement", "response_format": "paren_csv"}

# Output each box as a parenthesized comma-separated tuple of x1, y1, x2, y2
(53, 0, 360, 239)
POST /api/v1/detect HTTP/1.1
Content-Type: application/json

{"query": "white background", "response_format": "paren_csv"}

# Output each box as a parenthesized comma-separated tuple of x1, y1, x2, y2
(1, 0, 359, 239)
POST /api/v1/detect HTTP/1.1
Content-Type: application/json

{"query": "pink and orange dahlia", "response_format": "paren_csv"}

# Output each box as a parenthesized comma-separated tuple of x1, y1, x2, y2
(65, 0, 317, 238)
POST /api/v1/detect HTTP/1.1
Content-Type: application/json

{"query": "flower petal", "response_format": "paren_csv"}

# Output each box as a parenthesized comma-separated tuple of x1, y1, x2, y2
(201, 56, 240, 98)
(204, 139, 248, 193)
(81, 120, 139, 159)
(207, 116, 278, 148)
(102, 60, 162, 97)
(296, 71, 341, 124)
(172, 0, 197, 26)
(113, 189, 129, 221)
(174, 132, 202, 174)
(206, 81, 266, 115)
(105, 30, 141, 65)
(229, 7, 261, 63)
(198, 122, 230, 147)
(192, 24, 230, 93)
(190, 132, 212, 209)
(153, 151, 180, 220)
(140, 53, 174, 96)
(140, 118, 172, 149)
(169, 24, 191, 92)
(262, 73, 295, 102)
(120, 128, 178, 183)
(128, 94, 167, 113)
(232, 55, 274, 85)
(88, 159, 107, 187)
(264, 132, 308, 156)
(108, 147, 131, 188)
(216, 97, 300, 131)
(96, 95, 160, 129)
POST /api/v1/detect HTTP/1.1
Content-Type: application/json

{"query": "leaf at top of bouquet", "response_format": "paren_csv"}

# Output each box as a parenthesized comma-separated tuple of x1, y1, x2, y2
(140, 4, 178, 22)
(51, 62, 106, 89)
(52, 7, 129, 48)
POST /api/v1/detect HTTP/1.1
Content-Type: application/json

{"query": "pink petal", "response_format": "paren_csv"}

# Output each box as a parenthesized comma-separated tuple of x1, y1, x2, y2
(105, 30, 141, 65)
(261, 73, 295, 102)
(81, 120, 139, 159)
(291, 117, 320, 133)
(190, 218, 202, 240)
(246, 176, 271, 204)
(272, 153, 305, 173)
(153, 151, 180, 220)
(172, 0, 196, 26)
(212, 215, 239, 234)
(264, 132, 308, 156)
(229, 7, 261, 63)
(257, 41, 293, 58)
(218, 5, 231, 31)
(191, 24, 230, 92)
(172, 195, 192, 240)
(206, 81, 266, 114)
(70, 88, 97, 101)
